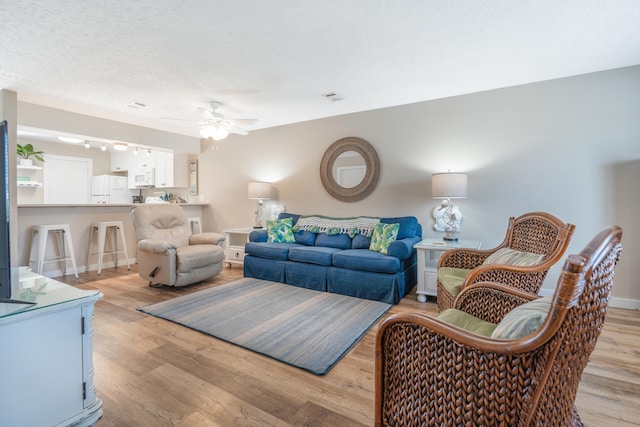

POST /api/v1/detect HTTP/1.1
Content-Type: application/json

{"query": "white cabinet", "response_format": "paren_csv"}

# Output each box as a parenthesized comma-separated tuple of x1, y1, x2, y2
(110, 151, 131, 173)
(117, 151, 186, 189)
(0, 269, 103, 426)
(224, 228, 252, 266)
(154, 152, 188, 188)
(109, 151, 133, 172)
(127, 154, 155, 189)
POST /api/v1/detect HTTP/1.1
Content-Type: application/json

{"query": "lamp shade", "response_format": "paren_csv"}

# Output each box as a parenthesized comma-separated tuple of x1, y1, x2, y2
(432, 173, 468, 199)
(248, 182, 272, 200)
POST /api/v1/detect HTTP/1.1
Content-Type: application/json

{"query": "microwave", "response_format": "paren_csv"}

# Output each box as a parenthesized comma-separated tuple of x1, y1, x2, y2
(134, 167, 155, 187)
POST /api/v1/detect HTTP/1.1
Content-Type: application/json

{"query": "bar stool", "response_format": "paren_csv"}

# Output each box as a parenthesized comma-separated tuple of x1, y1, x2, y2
(29, 224, 79, 278)
(187, 217, 202, 234)
(86, 221, 131, 275)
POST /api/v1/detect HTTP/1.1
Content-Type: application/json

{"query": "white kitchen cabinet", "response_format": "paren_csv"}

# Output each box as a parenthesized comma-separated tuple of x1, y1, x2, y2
(154, 152, 188, 188)
(0, 268, 103, 426)
(110, 151, 131, 173)
(127, 154, 155, 189)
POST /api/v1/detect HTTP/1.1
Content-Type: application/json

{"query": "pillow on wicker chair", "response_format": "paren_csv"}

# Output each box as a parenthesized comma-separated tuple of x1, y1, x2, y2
(437, 267, 472, 296)
(491, 296, 552, 339)
(437, 308, 497, 337)
(482, 247, 545, 266)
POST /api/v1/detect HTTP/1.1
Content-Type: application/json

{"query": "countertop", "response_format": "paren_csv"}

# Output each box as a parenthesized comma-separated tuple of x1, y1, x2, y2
(18, 203, 210, 208)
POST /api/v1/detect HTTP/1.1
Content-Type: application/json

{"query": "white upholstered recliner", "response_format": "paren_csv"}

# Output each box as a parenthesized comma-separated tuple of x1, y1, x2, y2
(131, 204, 225, 287)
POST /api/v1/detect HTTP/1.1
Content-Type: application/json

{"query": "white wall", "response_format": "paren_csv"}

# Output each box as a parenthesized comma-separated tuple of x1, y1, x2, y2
(197, 66, 640, 307)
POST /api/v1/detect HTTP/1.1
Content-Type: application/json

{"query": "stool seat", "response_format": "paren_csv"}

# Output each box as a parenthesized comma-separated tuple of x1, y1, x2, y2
(29, 224, 79, 278)
(87, 221, 131, 275)
(187, 217, 202, 234)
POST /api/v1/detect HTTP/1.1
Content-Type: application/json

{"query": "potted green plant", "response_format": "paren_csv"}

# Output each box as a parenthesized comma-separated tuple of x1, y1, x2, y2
(17, 143, 45, 166)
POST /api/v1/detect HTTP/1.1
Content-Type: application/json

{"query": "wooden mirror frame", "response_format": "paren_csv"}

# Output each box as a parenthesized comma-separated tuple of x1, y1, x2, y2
(320, 137, 380, 202)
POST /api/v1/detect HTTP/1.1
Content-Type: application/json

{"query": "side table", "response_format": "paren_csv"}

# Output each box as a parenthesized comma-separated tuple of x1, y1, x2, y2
(223, 228, 253, 267)
(414, 238, 482, 302)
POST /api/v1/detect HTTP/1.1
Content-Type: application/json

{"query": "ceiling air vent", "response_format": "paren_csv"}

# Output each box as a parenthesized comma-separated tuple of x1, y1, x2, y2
(126, 101, 147, 109)
(322, 92, 344, 102)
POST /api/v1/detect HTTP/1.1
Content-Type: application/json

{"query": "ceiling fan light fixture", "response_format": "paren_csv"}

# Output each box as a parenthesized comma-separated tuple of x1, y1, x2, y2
(200, 125, 229, 141)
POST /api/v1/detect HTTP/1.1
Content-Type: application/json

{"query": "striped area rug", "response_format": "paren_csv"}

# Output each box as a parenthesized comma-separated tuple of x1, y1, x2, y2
(138, 278, 391, 375)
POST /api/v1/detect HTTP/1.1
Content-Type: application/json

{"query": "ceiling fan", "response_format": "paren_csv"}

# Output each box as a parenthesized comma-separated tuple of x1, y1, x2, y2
(197, 101, 258, 140)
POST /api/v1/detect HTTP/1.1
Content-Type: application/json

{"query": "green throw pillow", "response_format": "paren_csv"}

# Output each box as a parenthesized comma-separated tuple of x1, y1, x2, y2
(491, 296, 552, 339)
(267, 217, 295, 243)
(369, 223, 399, 255)
(482, 247, 545, 266)
(436, 308, 497, 337)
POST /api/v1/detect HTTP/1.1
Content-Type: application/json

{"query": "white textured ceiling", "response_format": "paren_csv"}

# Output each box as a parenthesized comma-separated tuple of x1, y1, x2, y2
(1, 1, 639, 139)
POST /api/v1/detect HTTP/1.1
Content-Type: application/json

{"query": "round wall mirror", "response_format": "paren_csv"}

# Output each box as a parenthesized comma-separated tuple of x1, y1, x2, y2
(320, 137, 380, 202)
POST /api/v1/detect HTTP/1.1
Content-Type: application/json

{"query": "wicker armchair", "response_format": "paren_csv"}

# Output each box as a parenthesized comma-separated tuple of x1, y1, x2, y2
(375, 225, 622, 427)
(436, 211, 575, 311)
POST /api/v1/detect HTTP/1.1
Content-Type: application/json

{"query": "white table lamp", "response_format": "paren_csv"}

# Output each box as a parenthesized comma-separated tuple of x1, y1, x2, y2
(431, 172, 468, 241)
(248, 182, 272, 228)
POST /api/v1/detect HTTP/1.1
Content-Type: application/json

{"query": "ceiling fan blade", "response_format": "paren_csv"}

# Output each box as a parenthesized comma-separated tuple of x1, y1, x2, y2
(228, 118, 260, 126)
(197, 107, 215, 121)
(160, 116, 194, 122)
(227, 125, 249, 136)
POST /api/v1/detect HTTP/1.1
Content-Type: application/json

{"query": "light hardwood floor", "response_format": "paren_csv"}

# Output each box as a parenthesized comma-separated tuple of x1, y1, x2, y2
(56, 265, 640, 426)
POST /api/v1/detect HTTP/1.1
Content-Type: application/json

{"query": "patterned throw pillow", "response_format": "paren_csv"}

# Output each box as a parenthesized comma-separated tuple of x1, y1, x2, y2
(267, 217, 296, 243)
(482, 247, 545, 266)
(491, 296, 552, 339)
(369, 223, 400, 255)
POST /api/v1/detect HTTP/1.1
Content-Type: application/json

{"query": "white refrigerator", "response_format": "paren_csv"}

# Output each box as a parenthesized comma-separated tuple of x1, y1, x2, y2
(91, 175, 135, 204)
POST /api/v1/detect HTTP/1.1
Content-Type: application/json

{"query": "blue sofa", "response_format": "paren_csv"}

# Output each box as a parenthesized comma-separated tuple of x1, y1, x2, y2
(243, 213, 422, 304)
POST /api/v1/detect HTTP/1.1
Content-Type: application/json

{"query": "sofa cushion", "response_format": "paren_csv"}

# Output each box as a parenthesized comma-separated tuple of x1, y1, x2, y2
(369, 222, 400, 255)
(381, 216, 419, 240)
(436, 308, 497, 337)
(249, 229, 267, 242)
(351, 234, 371, 249)
(482, 247, 545, 266)
(244, 242, 302, 261)
(437, 267, 473, 297)
(288, 246, 341, 266)
(278, 212, 301, 225)
(491, 296, 552, 339)
(315, 232, 352, 250)
(332, 249, 401, 274)
(267, 217, 296, 243)
(294, 230, 316, 246)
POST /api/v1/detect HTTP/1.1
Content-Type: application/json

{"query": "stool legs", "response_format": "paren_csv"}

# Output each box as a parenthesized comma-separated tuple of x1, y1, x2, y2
(87, 222, 130, 275)
(116, 225, 131, 270)
(30, 225, 78, 279)
(35, 228, 47, 275)
(62, 228, 79, 279)
(187, 217, 202, 234)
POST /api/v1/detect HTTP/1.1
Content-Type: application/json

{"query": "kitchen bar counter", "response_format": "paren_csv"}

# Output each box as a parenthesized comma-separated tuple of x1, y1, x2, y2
(17, 203, 209, 277)
(18, 203, 209, 208)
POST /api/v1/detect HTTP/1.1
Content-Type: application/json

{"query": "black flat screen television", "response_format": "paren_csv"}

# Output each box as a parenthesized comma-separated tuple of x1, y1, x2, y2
(0, 120, 12, 301)
(0, 120, 33, 304)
